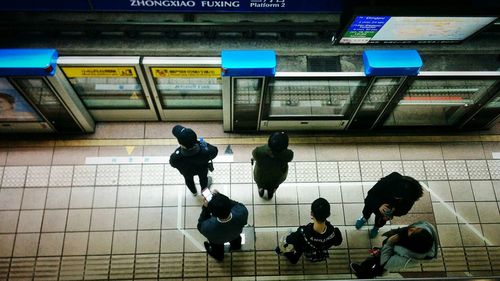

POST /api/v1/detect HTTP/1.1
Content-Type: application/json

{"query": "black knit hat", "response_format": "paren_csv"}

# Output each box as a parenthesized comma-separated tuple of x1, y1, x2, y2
(268, 131, 289, 152)
(172, 125, 197, 148)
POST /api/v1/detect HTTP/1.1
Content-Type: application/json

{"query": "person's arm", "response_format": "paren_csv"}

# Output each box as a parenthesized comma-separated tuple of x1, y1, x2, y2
(206, 143, 218, 160)
(197, 206, 211, 232)
(380, 234, 411, 271)
(285, 227, 304, 251)
(331, 227, 343, 246)
(169, 152, 180, 168)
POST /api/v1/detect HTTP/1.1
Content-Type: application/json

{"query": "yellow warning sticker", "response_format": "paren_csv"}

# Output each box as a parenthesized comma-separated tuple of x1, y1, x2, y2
(62, 67, 137, 78)
(152, 67, 221, 78)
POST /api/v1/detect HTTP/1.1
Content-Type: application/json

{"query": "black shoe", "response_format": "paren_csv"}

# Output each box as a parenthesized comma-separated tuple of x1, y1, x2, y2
(258, 188, 265, 198)
(204, 242, 223, 261)
(275, 246, 282, 255)
(229, 244, 241, 251)
(350, 262, 361, 277)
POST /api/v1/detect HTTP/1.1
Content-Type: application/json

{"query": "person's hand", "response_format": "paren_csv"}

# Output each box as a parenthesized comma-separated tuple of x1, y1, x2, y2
(379, 203, 391, 215)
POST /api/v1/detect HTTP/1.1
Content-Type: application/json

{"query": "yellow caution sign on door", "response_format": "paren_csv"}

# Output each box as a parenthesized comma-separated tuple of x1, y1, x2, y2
(152, 67, 221, 78)
(62, 67, 137, 78)
(130, 92, 139, 100)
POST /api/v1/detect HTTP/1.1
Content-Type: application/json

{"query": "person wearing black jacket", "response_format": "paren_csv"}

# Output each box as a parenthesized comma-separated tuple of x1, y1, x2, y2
(169, 125, 218, 195)
(276, 198, 342, 263)
(355, 172, 423, 238)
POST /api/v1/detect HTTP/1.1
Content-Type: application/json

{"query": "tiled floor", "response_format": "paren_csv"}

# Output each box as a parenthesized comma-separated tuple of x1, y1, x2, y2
(1, 124, 500, 280)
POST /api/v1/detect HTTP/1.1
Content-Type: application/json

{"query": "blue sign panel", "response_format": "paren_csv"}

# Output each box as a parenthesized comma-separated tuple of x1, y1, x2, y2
(363, 50, 422, 76)
(0, 49, 58, 77)
(0, 0, 90, 11)
(90, 0, 343, 12)
(222, 50, 276, 77)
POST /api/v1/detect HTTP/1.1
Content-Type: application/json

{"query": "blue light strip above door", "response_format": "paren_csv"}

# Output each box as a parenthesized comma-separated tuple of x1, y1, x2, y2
(0, 49, 58, 76)
(221, 50, 276, 77)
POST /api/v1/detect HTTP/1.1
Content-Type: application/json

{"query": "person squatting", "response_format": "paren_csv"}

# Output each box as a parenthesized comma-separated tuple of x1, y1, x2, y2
(170, 125, 437, 278)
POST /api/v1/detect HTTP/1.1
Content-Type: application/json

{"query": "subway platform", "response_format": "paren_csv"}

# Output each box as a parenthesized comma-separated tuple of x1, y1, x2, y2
(0, 122, 499, 280)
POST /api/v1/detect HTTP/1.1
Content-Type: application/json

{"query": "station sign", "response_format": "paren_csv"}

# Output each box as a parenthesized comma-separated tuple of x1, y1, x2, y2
(90, 0, 342, 12)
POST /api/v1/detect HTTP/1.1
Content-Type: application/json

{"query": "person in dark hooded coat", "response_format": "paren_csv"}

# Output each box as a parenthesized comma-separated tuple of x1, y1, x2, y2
(252, 132, 294, 200)
(169, 125, 218, 195)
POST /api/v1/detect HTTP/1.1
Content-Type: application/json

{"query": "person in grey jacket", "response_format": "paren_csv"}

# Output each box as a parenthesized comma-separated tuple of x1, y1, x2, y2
(197, 191, 248, 261)
(350, 220, 438, 278)
(252, 132, 294, 199)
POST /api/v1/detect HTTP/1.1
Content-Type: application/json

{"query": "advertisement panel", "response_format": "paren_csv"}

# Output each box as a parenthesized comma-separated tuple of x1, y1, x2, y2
(90, 0, 343, 12)
(0, 78, 41, 122)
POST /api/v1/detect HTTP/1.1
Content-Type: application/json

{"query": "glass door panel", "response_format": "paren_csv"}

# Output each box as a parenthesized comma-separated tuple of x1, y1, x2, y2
(233, 78, 263, 131)
(61, 67, 148, 109)
(384, 78, 498, 126)
(266, 78, 368, 118)
(151, 67, 222, 109)
(349, 77, 404, 129)
(13, 78, 83, 132)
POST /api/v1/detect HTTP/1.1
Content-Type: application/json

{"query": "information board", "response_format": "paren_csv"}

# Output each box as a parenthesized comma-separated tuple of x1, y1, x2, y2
(339, 16, 497, 44)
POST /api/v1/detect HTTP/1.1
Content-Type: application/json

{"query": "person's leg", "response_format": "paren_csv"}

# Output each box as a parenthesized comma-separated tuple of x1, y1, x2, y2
(198, 168, 209, 189)
(267, 188, 276, 199)
(356, 204, 373, 229)
(369, 213, 387, 238)
(283, 251, 302, 264)
(204, 241, 224, 261)
(183, 174, 197, 195)
(229, 235, 242, 251)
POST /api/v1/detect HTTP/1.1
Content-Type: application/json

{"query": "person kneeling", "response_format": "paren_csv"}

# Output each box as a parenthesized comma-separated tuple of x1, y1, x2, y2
(350, 220, 438, 279)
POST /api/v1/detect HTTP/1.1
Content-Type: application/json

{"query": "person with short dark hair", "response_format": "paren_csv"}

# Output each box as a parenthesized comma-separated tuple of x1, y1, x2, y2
(276, 197, 342, 263)
(355, 172, 424, 238)
(252, 132, 294, 199)
(350, 220, 438, 278)
(169, 125, 218, 195)
(197, 191, 248, 261)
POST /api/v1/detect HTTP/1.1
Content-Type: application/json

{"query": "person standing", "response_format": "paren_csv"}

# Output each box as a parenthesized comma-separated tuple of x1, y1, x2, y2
(355, 172, 424, 238)
(197, 191, 248, 261)
(276, 198, 342, 264)
(169, 125, 218, 195)
(252, 132, 294, 199)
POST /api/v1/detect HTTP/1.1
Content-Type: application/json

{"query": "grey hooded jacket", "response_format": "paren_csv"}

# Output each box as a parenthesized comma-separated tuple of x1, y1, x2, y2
(380, 221, 438, 271)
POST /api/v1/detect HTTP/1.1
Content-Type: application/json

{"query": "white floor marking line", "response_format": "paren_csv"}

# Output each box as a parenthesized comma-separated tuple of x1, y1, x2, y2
(493, 152, 500, 159)
(420, 182, 493, 246)
(177, 189, 205, 251)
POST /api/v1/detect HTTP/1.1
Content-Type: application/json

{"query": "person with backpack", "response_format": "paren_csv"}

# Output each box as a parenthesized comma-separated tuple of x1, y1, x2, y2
(169, 125, 218, 195)
(350, 220, 438, 278)
(276, 198, 342, 263)
(355, 172, 424, 238)
(252, 131, 294, 200)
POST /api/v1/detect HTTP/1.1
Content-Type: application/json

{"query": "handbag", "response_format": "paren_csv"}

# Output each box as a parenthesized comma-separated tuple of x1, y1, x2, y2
(355, 248, 385, 279)
(277, 232, 295, 254)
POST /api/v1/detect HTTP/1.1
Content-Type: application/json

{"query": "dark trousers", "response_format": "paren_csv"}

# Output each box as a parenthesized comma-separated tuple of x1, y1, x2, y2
(362, 205, 387, 228)
(183, 168, 208, 194)
(208, 235, 242, 261)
